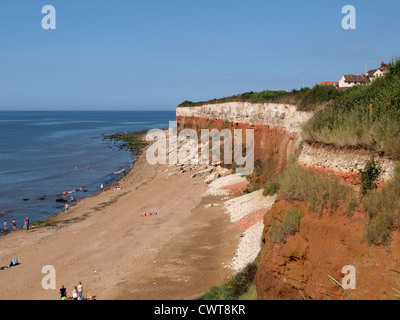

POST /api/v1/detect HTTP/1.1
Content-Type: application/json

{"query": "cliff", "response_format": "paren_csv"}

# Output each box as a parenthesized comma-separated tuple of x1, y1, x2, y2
(177, 102, 312, 189)
(176, 101, 400, 300)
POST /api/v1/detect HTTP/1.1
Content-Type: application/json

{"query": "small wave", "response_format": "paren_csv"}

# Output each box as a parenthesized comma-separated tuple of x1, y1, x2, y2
(113, 168, 126, 175)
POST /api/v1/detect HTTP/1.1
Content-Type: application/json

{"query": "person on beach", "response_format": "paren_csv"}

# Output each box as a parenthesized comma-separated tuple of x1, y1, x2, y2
(77, 281, 83, 300)
(100, 184, 104, 191)
(24, 217, 29, 231)
(65, 204, 69, 212)
(3, 220, 7, 232)
(12, 219, 16, 231)
(72, 287, 78, 300)
(60, 285, 67, 300)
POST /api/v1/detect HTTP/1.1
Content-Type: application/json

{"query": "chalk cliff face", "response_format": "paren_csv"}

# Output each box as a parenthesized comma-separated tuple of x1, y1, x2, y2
(177, 103, 312, 188)
(177, 102, 311, 138)
(176, 101, 400, 300)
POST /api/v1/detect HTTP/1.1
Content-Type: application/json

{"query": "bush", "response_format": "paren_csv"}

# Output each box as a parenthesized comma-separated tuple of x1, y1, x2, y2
(269, 208, 304, 244)
(263, 181, 280, 196)
(277, 159, 355, 215)
(201, 262, 258, 300)
(345, 198, 359, 218)
(363, 166, 400, 245)
(367, 215, 392, 246)
(359, 159, 382, 195)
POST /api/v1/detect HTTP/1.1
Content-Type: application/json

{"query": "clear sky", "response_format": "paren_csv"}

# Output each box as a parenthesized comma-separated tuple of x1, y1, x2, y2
(1, 0, 399, 111)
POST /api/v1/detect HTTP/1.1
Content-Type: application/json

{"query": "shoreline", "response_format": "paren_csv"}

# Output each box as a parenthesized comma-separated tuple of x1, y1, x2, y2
(0, 132, 143, 238)
(0, 140, 241, 300)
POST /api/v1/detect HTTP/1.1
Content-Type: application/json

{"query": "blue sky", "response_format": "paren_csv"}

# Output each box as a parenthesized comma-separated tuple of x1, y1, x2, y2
(0, 0, 399, 111)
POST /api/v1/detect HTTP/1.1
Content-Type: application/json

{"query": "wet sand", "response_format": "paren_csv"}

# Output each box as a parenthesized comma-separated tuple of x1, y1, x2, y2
(0, 150, 240, 300)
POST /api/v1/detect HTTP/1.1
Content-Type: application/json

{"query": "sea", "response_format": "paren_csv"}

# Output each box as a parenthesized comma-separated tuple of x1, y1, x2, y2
(0, 110, 176, 235)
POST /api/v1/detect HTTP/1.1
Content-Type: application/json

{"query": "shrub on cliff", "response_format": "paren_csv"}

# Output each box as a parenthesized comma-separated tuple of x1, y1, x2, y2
(201, 262, 258, 300)
(277, 157, 354, 215)
(367, 215, 392, 246)
(359, 159, 382, 196)
(363, 166, 400, 245)
(269, 208, 304, 244)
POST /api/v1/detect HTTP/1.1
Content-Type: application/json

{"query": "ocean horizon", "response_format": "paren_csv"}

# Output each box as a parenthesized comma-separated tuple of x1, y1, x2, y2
(0, 110, 176, 235)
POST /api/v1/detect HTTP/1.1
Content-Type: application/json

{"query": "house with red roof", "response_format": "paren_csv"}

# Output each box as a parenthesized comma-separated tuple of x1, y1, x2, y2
(338, 61, 389, 88)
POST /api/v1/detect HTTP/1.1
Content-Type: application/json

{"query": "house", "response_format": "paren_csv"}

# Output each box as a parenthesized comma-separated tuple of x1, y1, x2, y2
(320, 81, 339, 87)
(338, 61, 390, 89)
(338, 74, 369, 88)
(366, 61, 389, 82)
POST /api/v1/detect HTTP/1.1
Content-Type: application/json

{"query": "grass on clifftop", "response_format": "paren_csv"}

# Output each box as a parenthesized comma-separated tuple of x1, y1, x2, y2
(303, 57, 400, 160)
(178, 85, 342, 112)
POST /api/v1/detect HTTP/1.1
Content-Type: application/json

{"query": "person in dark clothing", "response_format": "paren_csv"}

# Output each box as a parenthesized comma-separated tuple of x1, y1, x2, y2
(60, 285, 67, 300)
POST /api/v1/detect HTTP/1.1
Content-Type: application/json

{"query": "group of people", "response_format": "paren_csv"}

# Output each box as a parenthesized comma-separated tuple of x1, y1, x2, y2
(3, 217, 29, 232)
(60, 281, 84, 300)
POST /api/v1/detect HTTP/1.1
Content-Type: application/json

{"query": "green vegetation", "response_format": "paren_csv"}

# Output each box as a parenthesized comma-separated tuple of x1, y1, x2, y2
(105, 130, 150, 155)
(363, 166, 400, 245)
(201, 262, 257, 300)
(178, 86, 342, 112)
(366, 215, 392, 246)
(262, 180, 280, 196)
(268, 208, 304, 244)
(359, 159, 382, 195)
(276, 157, 355, 215)
(303, 57, 400, 160)
(289, 85, 343, 111)
(178, 91, 288, 107)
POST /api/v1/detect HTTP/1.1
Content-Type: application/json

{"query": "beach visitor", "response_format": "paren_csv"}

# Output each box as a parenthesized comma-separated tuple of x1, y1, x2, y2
(100, 184, 104, 191)
(3, 220, 7, 232)
(65, 204, 69, 212)
(77, 281, 83, 300)
(60, 285, 67, 300)
(24, 217, 29, 231)
(12, 219, 16, 231)
(72, 287, 78, 300)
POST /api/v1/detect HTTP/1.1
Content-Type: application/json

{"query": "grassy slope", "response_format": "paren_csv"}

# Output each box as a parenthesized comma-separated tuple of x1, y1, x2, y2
(302, 58, 400, 159)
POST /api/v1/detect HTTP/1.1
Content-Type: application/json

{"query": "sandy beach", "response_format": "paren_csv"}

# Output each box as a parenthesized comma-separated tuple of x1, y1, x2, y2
(0, 149, 241, 300)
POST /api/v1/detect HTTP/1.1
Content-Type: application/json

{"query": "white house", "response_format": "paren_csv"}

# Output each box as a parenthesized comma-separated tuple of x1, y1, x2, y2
(338, 61, 390, 88)
(338, 74, 369, 88)
(366, 61, 389, 82)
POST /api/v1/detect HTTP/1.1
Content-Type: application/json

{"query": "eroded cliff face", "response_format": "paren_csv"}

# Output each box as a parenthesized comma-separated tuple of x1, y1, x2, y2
(176, 101, 400, 300)
(255, 200, 400, 300)
(177, 103, 312, 188)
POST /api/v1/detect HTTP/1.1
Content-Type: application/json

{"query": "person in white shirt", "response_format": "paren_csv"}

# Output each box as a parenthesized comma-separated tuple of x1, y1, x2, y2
(77, 281, 83, 300)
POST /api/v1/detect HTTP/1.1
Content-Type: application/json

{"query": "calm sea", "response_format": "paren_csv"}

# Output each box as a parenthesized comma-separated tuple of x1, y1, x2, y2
(0, 111, 175, 235)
